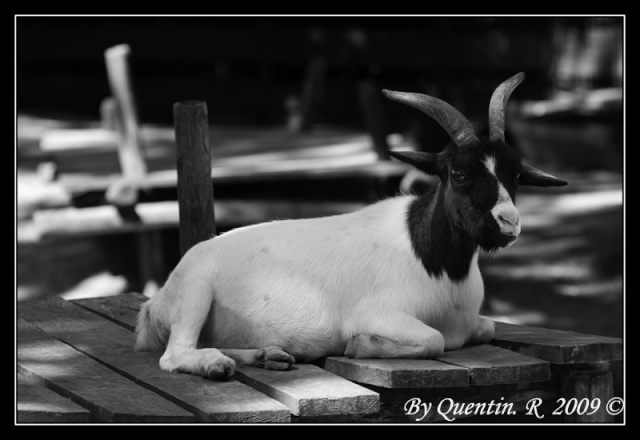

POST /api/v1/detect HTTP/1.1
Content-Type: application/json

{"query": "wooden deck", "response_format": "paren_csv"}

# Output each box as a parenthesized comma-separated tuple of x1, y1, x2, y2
(16, 293, 623, 424)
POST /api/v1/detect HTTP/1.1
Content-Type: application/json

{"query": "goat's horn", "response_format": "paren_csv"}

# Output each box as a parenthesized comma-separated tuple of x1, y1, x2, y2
(382, 89, 479, 148)
(488, 72, 526, 143)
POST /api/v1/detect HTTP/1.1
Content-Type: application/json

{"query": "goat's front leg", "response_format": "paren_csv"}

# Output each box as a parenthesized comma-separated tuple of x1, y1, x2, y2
(466, 315, 495, 345)
(219, 347, 296, 370)
(344, 314, 445, 359)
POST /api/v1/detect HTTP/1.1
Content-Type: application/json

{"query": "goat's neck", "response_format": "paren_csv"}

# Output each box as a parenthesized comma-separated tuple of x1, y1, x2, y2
(407, 184, 478, 282)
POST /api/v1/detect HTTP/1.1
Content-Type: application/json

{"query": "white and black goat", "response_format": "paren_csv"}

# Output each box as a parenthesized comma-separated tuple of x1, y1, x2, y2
(135, 72, 568, 379)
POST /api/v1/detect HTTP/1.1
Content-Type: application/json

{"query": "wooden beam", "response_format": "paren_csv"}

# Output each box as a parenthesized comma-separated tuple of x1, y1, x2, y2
(491, 321, 623, 364)
(18, 298, 291, 423)
(104, 44, 147, 180)
(561, 369, 615, 423)
(17, 317, 195, 423)
(234, 365, 379, 417)
(100, 97, 118, 131)
(17, 373, 91, 423)
(323, 357, 469, 389)
(56, 156, 408, 195)
(436, 344, 550, 386)
(294, 57, 327, 132)
(73, 292, 148, 331)
(32, 200, 365, 240)
(173, 101, 216, 255)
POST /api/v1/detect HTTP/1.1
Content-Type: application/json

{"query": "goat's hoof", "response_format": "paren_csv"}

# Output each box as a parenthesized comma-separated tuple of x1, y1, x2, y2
(204, 356, 236, 380)
(469, 317, 495, 345)
(256, 346, 296, 370)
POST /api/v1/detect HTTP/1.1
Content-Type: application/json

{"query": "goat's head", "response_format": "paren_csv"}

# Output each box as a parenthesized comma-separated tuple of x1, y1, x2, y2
(384, 72, 568, 252)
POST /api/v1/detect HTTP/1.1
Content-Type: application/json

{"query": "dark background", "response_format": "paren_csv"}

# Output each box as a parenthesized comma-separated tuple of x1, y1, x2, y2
(17, 16, 574, 126)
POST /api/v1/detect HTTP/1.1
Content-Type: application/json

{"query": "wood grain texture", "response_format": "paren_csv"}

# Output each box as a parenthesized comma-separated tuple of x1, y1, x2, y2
(73, 292, 148, 331)
(561, 370, 615, 423)
(323, 357, 469, 389)
(17, 372, 91, 423)
(436, 344, 550, 385)
(234, 364, 379, 417)
(18, 298, 291, 423)
(492, 321, 623, 364)
(173, 101, 216, 255)
(17, 318, 194, 423)
(75, 294, 380, 419)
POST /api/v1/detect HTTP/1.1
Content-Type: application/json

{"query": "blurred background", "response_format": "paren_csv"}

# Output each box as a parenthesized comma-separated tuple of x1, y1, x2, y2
(16, 16, 623, 338)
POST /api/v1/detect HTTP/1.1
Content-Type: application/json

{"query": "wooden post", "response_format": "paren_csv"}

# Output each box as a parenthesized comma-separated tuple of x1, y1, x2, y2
(174, 101, 216, 345)
(105, 44, 164, 293)
(561, 369, 615, 423)
(104, 44, 147, 180)
(358, 80, 390, 160)
(294, 56, 327, 132)
(173, 101, 216, 256)
(100, 97, 118, 131)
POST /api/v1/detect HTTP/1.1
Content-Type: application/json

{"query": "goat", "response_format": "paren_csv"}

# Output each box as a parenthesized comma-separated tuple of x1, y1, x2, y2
(135, 72, 568, 380)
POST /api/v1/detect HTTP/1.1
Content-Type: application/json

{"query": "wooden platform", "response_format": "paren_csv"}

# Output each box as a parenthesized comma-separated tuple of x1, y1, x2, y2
(16, 293, 623, 424)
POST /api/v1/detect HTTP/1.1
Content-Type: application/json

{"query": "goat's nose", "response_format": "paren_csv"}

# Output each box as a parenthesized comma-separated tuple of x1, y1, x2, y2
(498, 211, 520, 227)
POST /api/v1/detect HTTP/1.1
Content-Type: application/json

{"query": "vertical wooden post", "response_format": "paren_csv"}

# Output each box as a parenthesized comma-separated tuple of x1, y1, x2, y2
(561, 369, 615, 423)
(173, 101, 216, 256)
(105, 44, 164, 293)
(105, 44, 147, 179)
(294, 56, 327, 132)
(100, 97, 118, 131)
(358, 80, 390, 160)
(174, 101, 216, 344)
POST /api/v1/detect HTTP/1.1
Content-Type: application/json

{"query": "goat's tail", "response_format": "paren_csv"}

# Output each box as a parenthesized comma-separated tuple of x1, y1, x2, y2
(134, 299, 166, 352)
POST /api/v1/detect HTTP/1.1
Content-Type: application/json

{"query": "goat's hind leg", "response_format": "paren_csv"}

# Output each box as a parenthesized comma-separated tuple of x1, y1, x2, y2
(345, 314, 445, 359)
(159, 276, 236, 380)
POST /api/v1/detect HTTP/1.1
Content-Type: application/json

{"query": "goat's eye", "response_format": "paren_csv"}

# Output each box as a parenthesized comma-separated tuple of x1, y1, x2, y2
(451, 170, 467, 183)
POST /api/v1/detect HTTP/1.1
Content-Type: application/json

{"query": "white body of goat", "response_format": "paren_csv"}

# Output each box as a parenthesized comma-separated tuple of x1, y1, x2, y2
(136, 73, 566, 379)
(138, 195, 489, 375)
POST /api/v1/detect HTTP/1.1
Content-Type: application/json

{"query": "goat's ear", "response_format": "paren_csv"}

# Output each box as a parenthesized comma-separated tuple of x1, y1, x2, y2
(388, 150, 444, 176)
(519, 164, 568, 187)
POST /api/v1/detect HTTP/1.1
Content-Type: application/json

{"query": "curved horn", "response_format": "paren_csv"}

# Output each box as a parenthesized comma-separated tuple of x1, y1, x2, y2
(489, 72, 526, 142)
(382, 89, 479, 148)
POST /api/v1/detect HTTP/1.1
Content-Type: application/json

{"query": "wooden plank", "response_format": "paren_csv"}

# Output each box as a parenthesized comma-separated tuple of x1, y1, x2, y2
(17, 318, 194, 423)
(492, 321, 623, 364)
(436, 344, 550, 386)
(57, 158, 408, 195)
(18, 298, 291, 423)
(33, 200, 365, 240)
(73, 294, 379, 418)
(233, 364, 379, 417)
(73, 292, 147, 331)
(322, 357, 469, 389)
(17, 372, 91, 423)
